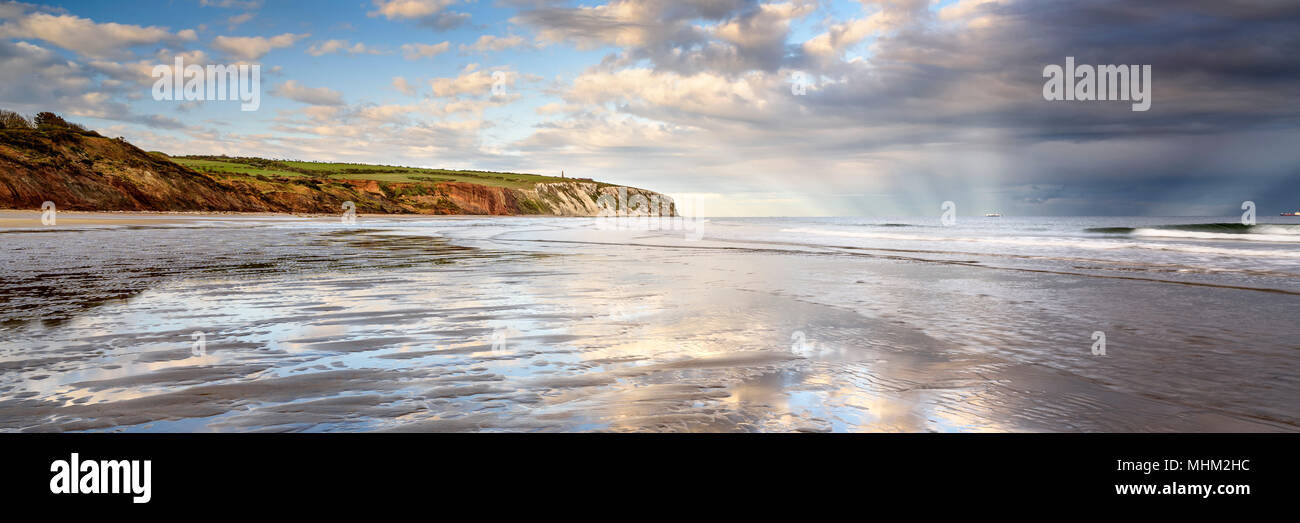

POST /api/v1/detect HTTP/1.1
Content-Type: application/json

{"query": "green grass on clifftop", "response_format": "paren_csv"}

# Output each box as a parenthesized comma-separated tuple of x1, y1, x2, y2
(172, 156, 593, 190)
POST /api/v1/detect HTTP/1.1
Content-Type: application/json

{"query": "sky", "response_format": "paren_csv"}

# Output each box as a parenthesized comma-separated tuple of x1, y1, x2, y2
(1, 0, 1298, 216)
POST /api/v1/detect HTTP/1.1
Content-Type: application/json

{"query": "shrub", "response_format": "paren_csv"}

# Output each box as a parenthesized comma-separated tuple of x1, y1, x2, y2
(21, 111, 99, 135)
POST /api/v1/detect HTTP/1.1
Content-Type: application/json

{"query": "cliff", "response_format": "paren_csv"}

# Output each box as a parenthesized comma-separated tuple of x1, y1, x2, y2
(0, 128, 675, 217)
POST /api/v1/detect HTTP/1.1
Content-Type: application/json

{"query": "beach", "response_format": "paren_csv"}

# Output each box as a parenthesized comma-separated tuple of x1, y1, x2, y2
(1, 213, 1297, 432)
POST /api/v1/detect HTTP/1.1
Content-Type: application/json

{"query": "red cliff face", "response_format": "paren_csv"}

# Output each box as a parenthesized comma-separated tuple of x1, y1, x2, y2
(434, 182, 518, 215)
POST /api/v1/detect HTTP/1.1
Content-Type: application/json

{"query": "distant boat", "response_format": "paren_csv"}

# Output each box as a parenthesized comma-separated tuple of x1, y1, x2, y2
(1282, 212, 1300, 216)
(984, 213, 1002, 217)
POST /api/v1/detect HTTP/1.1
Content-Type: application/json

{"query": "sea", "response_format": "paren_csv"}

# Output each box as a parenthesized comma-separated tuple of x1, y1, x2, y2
(1, 213, 1296, 432)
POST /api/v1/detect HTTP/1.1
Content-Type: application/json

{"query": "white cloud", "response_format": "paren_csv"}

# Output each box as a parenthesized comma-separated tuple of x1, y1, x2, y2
(515, 0, 812, 74)
(0, 11, 196, 59)
(369, 0, 456, 20)
(200, 0, 264, 8)
(227, 12, 255, 28)
(307, 39, 384, 56)
(565, 68, 777, 122)
(459, 34, 531, 53)
(368, 0, 468, 29)
(937, 0, 1013, 27)
(88, 48, 214, 90)
(271, 80, 345, 106)
(400, 41, 449, 60)
(801, 0, 925, 65)
(0, 40, 187, 129)
(430, 63, 518, 98)
(392, 76, 417, 96)
(211, 32, 308, 60)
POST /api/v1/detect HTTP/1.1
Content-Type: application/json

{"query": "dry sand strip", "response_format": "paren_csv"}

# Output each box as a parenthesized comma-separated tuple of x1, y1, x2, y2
(0, 210, 565, 228)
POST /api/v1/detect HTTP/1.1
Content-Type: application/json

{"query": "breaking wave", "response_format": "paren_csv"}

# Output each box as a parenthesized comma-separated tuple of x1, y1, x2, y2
(1086, 223, 1300, 243)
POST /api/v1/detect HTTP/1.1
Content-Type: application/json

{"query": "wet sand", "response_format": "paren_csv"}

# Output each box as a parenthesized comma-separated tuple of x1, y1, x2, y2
(0, 214, 1296, 432)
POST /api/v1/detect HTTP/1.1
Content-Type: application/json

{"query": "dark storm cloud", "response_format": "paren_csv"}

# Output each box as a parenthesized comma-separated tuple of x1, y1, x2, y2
(810, 0, 1300, 141)
(873, 0, 1300, 214)
(517, 0, 1300, 214)
(524, 0, 1300, 140)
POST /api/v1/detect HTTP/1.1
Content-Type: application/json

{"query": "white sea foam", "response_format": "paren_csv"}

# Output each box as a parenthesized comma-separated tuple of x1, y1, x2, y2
(780, 227, 1300, 259)
(1132, 228, 1300, 243)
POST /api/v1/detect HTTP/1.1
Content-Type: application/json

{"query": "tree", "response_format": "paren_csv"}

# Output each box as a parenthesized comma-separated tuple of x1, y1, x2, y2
(0, 109, 33, 129)
(34, 111, 70, 129)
